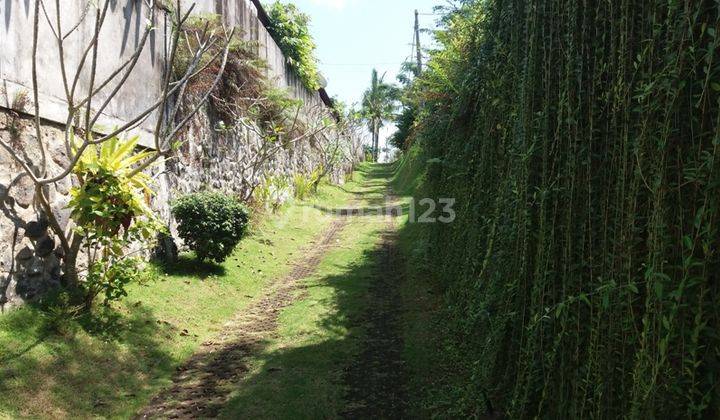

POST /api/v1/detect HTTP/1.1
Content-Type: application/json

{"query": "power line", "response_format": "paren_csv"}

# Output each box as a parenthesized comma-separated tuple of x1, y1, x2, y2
(320, 62, 411, 66)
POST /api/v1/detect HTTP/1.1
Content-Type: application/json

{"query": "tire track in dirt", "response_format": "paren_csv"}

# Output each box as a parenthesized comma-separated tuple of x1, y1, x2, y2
(136, 217, 349, 419)
(341, 205, 409, 418)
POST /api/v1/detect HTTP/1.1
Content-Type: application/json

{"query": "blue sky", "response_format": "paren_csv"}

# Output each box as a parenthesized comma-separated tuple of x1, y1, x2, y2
(282, 0, 442, 108)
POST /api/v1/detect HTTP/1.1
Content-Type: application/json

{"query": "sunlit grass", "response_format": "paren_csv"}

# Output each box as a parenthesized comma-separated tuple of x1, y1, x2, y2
(0, 179, 356, 419)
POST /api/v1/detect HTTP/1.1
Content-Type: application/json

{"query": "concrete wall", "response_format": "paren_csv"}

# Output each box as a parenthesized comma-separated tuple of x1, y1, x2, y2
(182, 0, 325, 109)
(0, 0, 166, 146)
(0, 0, 363, 309)
(0, 0, 326, 146)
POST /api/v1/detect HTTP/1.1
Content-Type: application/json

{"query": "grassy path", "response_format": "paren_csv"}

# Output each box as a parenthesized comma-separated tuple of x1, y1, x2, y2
(341, 210, 408, 418)
(138, 218, 350, 418)
(0, 163, 424, 419)
(0, 170, 355, 418)
(193, 163, 410, 418)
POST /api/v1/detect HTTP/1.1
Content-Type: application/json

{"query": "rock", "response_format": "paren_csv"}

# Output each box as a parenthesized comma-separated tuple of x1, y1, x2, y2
(54, 245, 65, 259)
(14, 175, 35, 209)
(153, 232, 178, 264)
(48, 138, 70, 167)
(51, 197, 72, 231)
(36, 236, 55, 257)
(24, 220, 47, 239)
(54, 176, 71, 196)
(43, 254, 61, 278)
(16, 246, 33, 261)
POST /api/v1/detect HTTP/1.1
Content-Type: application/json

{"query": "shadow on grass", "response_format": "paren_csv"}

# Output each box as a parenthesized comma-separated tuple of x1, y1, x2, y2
(216, 240, 382, 418)
(217, 163, 466, 418)
(0, 295, 178, 418)
(218, 216, 412, 418)
(155, 254, 226, 278)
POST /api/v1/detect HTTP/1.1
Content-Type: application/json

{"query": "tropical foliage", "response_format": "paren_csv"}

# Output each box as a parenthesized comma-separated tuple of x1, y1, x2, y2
(388, 62, 419, 151)
(70, 135, 162, 306)
(70, 136, 155, 236)
(361, 69, 397, 161)
(396, 0, 720, 418)
(266, 2, 321, 91)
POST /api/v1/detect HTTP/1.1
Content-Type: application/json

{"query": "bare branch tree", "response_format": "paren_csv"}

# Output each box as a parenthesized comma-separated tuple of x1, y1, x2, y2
(207, 90, 337, 201)
(311, 110, 365, 191)
(0, 0, 234, 289)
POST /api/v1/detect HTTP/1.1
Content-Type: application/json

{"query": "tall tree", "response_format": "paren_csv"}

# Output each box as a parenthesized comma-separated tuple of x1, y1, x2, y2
(361, 69, 396, 161)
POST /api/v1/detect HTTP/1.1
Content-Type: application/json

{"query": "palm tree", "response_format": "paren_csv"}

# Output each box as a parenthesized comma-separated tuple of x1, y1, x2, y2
(361, 69, 397, 161)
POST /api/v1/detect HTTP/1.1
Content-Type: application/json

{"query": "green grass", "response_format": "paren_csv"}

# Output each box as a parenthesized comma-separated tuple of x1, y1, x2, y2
(218, 163, 394, 418)
(391, 143, 427, 197)
(0, 162, 438, 419)
(391, 150, 465, 417)
(219, 215, 386, 419)
(0, 180, 355, 419)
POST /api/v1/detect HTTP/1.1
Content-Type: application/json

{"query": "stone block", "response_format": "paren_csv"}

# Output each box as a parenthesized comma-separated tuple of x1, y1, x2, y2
(51, 196, 72, 231)
(16, 246, 33, 261)
(36, 236, 55, 257)
(14, 175, 35, 209)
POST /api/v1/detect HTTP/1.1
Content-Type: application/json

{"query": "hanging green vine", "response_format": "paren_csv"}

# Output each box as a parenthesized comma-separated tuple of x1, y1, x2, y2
(265, 2, 321, 91)
(401, 0, 720, 418)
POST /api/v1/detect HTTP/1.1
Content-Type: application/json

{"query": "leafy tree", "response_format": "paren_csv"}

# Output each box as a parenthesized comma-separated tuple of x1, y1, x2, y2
(389, 62, 420, 151)
(389, 105, 416, 151)
(361, 69, 397, 161)
(266, 2, 321, 90)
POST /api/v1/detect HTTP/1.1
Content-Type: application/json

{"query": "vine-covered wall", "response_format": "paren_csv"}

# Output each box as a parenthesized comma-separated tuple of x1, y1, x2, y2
(404, 0, 720, 417)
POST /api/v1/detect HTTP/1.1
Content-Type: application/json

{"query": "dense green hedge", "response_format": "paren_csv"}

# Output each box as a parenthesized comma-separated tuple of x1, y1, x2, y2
(402, 0, 720, 417)
(171, 192, 249, 263)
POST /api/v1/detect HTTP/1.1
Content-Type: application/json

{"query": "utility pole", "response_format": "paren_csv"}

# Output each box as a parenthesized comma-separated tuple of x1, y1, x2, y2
(414, 9, 422, 74)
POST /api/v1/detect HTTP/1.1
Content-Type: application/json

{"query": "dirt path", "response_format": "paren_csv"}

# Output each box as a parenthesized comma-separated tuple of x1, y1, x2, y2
(341, 212, 409, 418)
(136, 218, 348, 419)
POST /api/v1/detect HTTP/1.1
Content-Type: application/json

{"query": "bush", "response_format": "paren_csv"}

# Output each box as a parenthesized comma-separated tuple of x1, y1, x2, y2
(266, 2, 320, 90)
(254, 176, 292, 212)
(293, 173, 313, 200)
(171, 192, 250, 263)
(293, 170, 322, 200)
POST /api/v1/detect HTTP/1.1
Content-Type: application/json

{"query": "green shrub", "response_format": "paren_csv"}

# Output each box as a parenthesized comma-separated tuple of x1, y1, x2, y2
(293, 170, 322, 200)
(171, 192, 250, 263)
(293, 174, 312, 200)
(265, 2, 321, 90)
(254, 176, 292, 212)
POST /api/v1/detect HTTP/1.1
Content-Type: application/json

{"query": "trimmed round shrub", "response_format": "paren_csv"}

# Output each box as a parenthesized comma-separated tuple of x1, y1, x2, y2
(171, 192, 250, 263)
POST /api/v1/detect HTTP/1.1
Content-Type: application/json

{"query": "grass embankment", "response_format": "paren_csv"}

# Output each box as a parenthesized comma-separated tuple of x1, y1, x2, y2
(391, 147, 471, 418)
(0, 176, 355, 419)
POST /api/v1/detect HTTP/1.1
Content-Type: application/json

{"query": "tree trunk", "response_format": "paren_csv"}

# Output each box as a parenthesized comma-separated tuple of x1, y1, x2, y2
(372, 119, 380, 162)
(62, 235, 83, 289)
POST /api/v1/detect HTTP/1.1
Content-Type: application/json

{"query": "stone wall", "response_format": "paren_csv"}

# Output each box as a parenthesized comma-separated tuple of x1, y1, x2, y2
(0, 0, 365, 310)
(0, 114, 72, 308)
